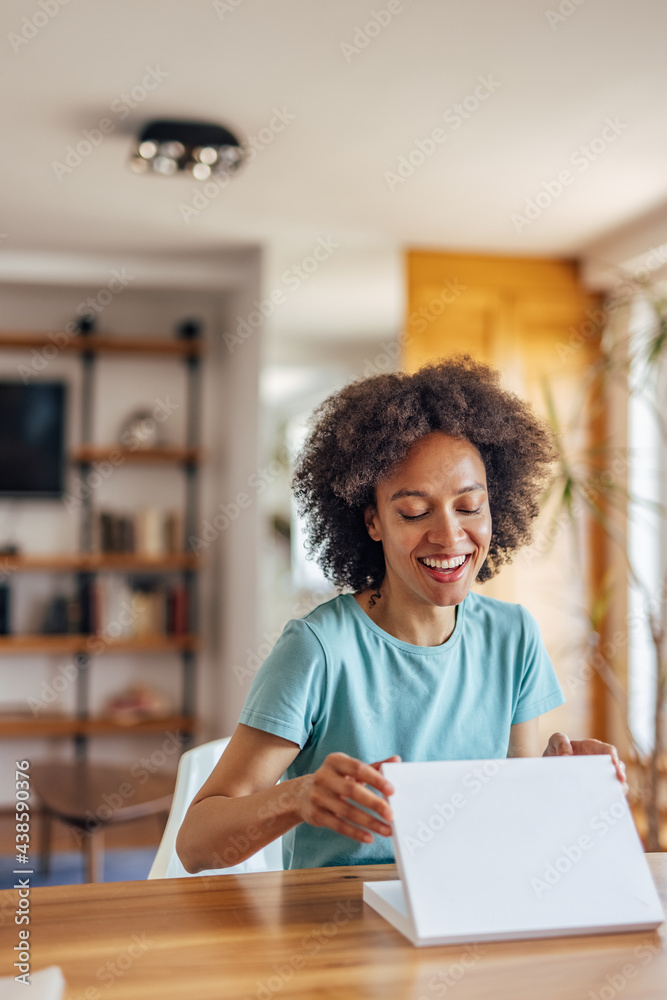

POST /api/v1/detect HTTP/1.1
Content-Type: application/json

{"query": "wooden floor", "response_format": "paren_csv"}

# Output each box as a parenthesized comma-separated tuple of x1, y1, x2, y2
(0, 808, 165, 854)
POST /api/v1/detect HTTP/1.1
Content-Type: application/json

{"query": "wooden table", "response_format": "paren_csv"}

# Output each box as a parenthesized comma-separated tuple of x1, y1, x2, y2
(1, 858, 666, 999)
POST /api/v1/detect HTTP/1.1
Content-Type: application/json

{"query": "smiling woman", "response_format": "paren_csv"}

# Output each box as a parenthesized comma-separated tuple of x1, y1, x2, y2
(292, 353, 555, 591)
(175, 354, 627, 875)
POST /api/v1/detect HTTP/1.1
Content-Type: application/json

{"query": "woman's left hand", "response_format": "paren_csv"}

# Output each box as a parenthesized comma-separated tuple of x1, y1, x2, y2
(543, 732, 629, 796)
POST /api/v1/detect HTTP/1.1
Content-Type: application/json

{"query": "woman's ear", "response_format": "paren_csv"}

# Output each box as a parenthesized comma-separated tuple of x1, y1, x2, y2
(364, 505, 381, 543)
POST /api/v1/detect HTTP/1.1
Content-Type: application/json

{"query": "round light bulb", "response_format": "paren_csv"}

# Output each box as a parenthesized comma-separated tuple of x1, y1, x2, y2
(192, 162, 211, 180)
(130, 156, 150, 173)
(138, 140, 158, 159)
(219, 145, 243, 167)
(152, 155, 177, 175)
(159, 141, 185, 159)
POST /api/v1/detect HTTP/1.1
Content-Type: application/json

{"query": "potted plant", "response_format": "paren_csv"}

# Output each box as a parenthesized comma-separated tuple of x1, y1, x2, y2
(541, 276, 667, 851)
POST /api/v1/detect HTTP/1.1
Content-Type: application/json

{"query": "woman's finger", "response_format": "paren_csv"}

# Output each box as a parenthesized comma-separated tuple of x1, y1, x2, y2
(543, 732, 573, 756)
(310, 802, 380, 844)
(369, 754, 402, 770)
(326, 752, 395, 797)
(332, 772, 394, 821)
(310, 787, 393, 838)
(570, 738, 615, 756)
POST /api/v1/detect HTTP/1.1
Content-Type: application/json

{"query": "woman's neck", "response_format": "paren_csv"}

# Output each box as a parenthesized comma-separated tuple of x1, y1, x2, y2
(353, 582, 457, 647)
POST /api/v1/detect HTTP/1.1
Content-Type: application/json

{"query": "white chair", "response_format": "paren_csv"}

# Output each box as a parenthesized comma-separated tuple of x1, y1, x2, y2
(148, 736, 283, 879)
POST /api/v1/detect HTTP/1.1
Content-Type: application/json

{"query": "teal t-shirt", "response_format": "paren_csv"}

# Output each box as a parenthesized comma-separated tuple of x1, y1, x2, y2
(238, 590, 565, 870)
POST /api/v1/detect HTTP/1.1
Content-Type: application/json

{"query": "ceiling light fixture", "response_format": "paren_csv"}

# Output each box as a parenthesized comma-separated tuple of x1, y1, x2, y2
(130, 119, 245, 179)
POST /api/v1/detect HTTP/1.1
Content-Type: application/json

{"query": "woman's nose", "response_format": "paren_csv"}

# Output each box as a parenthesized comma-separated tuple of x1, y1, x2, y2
(426, 510, 466, 547)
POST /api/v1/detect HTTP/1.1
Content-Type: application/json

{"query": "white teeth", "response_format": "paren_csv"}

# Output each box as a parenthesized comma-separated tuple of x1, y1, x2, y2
(420, 555, 467, 570)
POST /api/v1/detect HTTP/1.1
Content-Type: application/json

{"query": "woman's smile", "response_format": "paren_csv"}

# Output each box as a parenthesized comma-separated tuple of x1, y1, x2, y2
(417, 551, 472, 582)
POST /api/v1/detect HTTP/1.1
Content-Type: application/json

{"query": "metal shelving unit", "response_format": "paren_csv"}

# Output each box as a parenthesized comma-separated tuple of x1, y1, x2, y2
(0, 327, 204, 753)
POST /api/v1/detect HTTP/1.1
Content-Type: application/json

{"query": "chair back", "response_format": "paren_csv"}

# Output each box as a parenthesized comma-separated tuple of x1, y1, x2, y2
(147, 736, 283, 879)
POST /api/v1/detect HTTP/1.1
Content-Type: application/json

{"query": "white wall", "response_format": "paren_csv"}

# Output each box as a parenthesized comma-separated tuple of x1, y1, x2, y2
(0, 248, 262, 804)
(209, 255, 266, 734)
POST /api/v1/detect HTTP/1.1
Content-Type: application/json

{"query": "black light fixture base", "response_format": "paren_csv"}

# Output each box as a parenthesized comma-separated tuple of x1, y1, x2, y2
(130, 119, 245, 179)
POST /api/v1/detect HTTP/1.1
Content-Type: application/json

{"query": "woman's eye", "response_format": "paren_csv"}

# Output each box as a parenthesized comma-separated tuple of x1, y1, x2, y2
(399, 507, 483, 520)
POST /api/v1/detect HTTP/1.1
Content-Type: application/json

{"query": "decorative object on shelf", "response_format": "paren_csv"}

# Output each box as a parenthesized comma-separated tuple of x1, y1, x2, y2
(65, 573, 189, 640)
(129, 119, 245, 180)
(103, 684, 172, 724)
(128, 576, 165, 637)
(177, 319, 202, 341)
(95, 508, 183, 554)
(118, 408, 165, 450)
(75, 314, 96, 336)
(137, 506, 167, 555)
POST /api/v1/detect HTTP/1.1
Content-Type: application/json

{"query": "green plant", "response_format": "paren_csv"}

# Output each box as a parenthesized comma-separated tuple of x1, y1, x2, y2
(541, 281, 667, 851)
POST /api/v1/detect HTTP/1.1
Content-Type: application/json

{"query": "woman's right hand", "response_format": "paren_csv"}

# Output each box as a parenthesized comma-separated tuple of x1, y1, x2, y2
(294, 752, 400, 844)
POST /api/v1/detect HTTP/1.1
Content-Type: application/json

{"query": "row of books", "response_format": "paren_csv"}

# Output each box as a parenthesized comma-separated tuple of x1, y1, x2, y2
(43, 576, 190, 637)
(95, 508, 184, 555)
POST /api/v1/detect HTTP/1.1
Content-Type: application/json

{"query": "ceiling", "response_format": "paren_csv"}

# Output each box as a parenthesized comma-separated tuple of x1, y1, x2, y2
(2, 0, 666, 350)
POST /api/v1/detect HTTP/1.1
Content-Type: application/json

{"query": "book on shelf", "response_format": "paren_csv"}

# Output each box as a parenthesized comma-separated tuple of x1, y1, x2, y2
(38, 576, 190, 639)
(94, 507, 184, 555)
(42, 594, 82, 634)
(166, 582, 188, 634)
(87, 576, 190, 638)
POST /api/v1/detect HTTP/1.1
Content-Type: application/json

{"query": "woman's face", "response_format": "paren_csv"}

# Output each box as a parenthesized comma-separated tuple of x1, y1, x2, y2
(364, 431, 492, 609)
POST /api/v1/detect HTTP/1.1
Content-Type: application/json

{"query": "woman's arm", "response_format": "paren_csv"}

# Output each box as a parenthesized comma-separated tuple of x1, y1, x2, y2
(176, 724, 301, 872)
(176, 722, 396, 873)
(507, 718, 540, 757)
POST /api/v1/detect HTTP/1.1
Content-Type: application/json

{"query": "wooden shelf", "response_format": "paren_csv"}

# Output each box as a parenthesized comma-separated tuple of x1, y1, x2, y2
(71, 445, 201, 465)
(0, 714, 196, 739)
(0, 332, 203, 356)
(0, 552, 200, 572)
(0, 635, 199, 654)
(0, 324, 202, 745)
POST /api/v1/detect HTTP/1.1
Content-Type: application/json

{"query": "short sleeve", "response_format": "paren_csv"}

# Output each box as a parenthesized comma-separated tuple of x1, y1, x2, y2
(511, 606, 566, 724)
(238, 618, 327, 748)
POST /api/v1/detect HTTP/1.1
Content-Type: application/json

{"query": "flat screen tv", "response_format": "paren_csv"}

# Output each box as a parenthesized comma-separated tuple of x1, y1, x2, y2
(0, 382, 66, 497)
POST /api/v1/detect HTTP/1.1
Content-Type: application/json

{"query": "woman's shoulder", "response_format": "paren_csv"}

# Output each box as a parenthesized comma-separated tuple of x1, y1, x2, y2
(464, 590, 537, 631)
(257, 594, 354, 678)
(270, 593, 350, 643)
(298, 592, 355, 633)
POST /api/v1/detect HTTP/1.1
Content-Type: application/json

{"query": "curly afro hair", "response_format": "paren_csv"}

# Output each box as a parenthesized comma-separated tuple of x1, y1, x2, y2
(291, 354, 556, 592)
